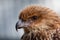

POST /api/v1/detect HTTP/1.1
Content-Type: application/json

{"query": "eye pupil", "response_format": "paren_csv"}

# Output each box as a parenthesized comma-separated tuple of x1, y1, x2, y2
(32, 16, 37, 20)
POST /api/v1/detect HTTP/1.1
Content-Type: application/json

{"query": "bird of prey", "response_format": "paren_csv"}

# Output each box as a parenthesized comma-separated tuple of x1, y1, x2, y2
(15, 5, 60, 40)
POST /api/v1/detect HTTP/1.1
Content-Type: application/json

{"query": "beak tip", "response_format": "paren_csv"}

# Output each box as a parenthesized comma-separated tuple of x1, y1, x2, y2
(16, 30, 18, 32)
(15, 22, 18, 32)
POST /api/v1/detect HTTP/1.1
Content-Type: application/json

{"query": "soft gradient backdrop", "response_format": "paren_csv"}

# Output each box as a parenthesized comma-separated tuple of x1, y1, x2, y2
(0, 0, 60, 40)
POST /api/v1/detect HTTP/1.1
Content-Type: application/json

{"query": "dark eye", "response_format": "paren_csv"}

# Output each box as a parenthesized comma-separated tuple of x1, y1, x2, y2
(32, 16, 38, 20)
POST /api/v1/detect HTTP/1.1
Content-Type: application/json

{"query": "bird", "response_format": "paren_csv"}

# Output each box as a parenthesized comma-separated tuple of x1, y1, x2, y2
(15, 5, 60, 40)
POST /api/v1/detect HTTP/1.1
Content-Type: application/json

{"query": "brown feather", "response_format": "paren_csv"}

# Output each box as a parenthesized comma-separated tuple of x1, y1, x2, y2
(18, 5, 60, 40)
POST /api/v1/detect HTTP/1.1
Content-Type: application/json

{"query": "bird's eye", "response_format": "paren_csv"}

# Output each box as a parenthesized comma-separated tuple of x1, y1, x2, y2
(31, 16, 38, 20)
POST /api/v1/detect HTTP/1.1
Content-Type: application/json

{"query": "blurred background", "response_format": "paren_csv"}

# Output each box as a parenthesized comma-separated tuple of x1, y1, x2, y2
(0, 0, 60, 40)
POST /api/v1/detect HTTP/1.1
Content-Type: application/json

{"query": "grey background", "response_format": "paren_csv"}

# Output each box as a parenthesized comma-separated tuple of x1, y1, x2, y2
(0, 0, 60, 40)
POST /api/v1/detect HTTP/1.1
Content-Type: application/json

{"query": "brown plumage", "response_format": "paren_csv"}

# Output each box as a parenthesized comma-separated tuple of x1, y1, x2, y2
(16, 5, 60, 40)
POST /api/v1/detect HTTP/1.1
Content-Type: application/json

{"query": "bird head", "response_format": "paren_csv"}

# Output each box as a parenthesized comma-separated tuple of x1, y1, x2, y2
(15, 5, 60, 33)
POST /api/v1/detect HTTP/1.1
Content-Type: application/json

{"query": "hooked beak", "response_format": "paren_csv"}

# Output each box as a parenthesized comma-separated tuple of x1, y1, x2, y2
(15, 21, 19, 31)
(15, 20, 30, 32)
(15, 21, 23, 32)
